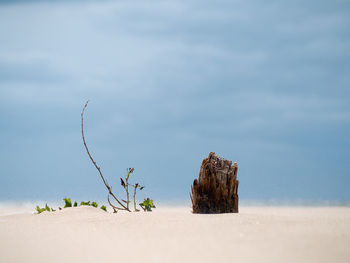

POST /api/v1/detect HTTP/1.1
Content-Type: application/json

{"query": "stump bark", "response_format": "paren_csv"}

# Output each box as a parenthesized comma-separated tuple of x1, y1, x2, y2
(191, 152, 239, 213)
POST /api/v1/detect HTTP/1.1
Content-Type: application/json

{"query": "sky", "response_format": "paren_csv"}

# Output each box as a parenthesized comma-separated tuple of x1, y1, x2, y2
(0, 0, 349, 204)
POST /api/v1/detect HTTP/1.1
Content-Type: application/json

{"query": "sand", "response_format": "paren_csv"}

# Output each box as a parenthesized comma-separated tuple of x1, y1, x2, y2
(0, 206, 349, 263)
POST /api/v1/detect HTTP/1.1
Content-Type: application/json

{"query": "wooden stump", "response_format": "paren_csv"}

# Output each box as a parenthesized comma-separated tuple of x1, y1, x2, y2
(191, 152, 239, 213)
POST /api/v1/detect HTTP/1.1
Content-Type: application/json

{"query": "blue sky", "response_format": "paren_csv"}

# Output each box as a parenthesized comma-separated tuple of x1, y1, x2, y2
(0, 0, 349, 204)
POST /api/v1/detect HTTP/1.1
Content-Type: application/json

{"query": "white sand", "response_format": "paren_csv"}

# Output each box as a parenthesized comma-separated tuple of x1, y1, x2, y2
(0, 206, 349, 263)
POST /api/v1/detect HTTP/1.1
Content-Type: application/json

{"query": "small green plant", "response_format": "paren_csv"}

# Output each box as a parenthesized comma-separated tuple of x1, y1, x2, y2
(81, 100, 156, 213)
(36, 206, 44, 214)
(139, 198, 156, 212)
(80, 201, 90, 206)
(63, 197, 72, 208)
(35, 204, 55, 214)
(118, 168, 147, 212)
(35, 198, 107, 214)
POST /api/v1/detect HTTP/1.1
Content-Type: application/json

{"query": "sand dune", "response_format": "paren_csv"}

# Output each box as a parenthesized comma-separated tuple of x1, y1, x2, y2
(0, 206, 349, 263)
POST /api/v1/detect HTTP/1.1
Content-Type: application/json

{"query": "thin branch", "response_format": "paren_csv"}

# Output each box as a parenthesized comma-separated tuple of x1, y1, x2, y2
(108, 195, 123, 213)
(81, 100, 130, 211)
(133, 186, 136, 211)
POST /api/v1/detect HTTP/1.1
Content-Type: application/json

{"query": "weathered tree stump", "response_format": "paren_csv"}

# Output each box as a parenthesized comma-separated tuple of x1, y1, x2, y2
(191, 152, 239, 213)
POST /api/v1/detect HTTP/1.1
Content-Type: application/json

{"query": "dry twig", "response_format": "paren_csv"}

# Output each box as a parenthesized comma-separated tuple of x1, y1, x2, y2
(81, 100, 130, 212)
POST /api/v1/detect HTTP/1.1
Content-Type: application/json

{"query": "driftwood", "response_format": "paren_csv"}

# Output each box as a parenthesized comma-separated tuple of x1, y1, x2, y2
(191, 152, 239, 213)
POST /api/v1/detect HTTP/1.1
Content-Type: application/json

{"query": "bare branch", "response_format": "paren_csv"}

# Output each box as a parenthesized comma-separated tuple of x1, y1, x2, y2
(81, 100, 130, 211)
(108, 195, 123, 213)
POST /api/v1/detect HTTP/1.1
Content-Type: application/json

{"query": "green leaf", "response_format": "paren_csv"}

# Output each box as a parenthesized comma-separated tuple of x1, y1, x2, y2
(36, 205, 45, 214)
(100, 205, 107, 212)
(91, 201, 98, 208)
(80, 201, 91, 206)
(35, 204, 53, 214)
(63, 197, 72, 208)
(139, 198, 156, 212)
(73, 201, 78, 207)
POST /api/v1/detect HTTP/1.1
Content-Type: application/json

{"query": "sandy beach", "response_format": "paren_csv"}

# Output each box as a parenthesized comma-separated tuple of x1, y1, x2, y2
(0, 206, 349, 263)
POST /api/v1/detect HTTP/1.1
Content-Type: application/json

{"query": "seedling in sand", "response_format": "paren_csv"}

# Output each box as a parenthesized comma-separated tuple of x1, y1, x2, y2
(118, 168, 145, 212)
(35, 198, 107, 214)
(63, 197, 72, 208)
(81, 100, 156, 213)
(36, 204, 55, 214)
(139, 198, 156, 212)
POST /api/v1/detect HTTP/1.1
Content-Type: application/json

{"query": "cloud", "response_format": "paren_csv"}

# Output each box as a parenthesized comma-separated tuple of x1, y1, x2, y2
(0, 0, 349, 201)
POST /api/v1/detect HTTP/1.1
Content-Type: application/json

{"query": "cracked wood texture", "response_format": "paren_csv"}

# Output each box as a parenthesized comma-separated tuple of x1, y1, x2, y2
(191, 152, 239, 213)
